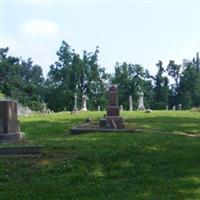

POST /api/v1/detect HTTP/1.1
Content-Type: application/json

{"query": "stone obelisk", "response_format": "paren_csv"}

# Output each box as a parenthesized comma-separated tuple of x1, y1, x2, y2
(138, 91, 145, 110)
(106, 85, 124, 129)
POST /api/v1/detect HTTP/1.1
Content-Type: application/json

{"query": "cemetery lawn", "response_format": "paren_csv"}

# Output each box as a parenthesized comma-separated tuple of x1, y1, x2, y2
(1, 111, 200, 199)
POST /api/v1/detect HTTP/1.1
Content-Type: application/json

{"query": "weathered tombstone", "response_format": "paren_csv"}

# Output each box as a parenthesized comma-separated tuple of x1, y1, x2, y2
(73, 93, 78, 111)
(178, 104, 182, 110)
(129, 96, 133, 111)
(17, 104, 32, 116)
(120, 105, 123, 111)
(172, 105, 176, 111)
(97, 105, 100, 111)
(138, 90, 145, 110)
(106, 85, 124, 129)
(145, 109, 152, 113)
(47, 109, 51, 114)
(81, 95, 87, 111)
(42, 102, 47, 114)
(0, 100, 21, 142)
(166, 105, 169, 110)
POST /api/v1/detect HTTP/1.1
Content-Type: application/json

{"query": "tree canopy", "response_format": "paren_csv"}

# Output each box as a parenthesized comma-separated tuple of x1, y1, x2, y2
(0, 42, 200, 111)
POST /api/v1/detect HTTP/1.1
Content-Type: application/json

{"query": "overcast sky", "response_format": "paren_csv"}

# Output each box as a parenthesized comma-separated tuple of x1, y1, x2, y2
(1, 0, 200, 76)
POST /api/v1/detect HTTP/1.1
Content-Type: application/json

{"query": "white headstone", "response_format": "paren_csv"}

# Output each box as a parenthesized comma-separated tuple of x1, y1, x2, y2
(138, 91, 145, 110)
(97, 105, 100, 111)
(81, 95, 87, 111)
(129, 96, 133, 111)
(178, 104, 182, 110)
(120, 105, 123, 111)
(42, 102, 47, 114)
(172, 105, 176, 111)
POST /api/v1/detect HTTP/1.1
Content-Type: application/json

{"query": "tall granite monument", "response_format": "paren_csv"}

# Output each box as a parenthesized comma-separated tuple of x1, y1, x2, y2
(106, 85, 124, 129)
(0, 100, 21, 142)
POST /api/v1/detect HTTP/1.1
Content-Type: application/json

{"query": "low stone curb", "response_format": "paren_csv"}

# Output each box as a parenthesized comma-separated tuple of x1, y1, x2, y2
(70, 123, 142, 134)
(0, 145, 42, 156)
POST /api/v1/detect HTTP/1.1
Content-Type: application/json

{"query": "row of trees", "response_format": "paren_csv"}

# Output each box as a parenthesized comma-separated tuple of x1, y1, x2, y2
(0, 41, 200, 111)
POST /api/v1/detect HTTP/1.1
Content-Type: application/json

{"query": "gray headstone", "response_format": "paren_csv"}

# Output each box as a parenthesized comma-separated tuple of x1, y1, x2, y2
(138, 90, 145, 110)
(129, 96, 133, 111)
(178, 104, 182, 110)
(0, 100, 22, 142)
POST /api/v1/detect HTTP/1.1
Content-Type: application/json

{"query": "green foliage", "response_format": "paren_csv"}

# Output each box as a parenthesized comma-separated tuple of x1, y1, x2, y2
(178, 61, 200, 109)
(112, 62, 153, 109)
(0, 48, 44, 110)
(46, 41, 109, 111)
(0, 92, 5, 99)
(152, 61, 169, 109)
(1, 44, 200, 111)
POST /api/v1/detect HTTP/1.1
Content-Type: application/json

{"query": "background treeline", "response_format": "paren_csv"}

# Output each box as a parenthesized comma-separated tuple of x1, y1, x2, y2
(0, 41, 200, 111)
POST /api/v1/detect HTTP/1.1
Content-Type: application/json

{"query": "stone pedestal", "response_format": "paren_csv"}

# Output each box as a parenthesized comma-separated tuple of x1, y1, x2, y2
(138, 91, 145, 110)
(105, 85, 124, 129)
(106, 116, 124, 129)
(0, 100, 21, 142)
(81, 95, 87, 111)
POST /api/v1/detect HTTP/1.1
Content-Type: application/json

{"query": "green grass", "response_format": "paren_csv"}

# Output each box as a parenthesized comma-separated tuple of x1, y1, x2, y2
(1, 111, 200, 199)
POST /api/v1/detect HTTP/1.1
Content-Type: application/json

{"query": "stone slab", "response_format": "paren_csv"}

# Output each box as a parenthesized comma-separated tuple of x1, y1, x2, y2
(0, 133, 22, 143)
(70, 122, 141, 134)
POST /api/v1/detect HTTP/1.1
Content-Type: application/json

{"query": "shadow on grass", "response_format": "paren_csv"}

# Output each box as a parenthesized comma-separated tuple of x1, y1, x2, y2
(1, 133, 200, 199)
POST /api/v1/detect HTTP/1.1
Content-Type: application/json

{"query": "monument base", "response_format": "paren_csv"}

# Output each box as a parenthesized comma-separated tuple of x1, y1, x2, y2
(73, 108, 78, 112)
(138, 106, 145, 111)
(70, 122, 141, 134)
(106, 116, 124, 129)
(71, 108, 79, 114)
(0, 132, 23, 143)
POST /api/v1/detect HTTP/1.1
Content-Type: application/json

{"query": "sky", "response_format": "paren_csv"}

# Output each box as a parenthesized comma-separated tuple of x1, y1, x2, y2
(1, 0, 200, 76)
